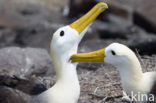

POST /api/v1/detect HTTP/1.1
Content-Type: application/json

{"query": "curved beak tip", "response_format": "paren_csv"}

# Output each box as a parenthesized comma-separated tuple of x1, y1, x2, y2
(98, 2, 109, 10)
(70, 2, 108, 34)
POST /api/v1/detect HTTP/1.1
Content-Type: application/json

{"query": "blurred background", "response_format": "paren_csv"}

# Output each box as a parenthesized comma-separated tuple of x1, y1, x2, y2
(0, 0, 156, 102)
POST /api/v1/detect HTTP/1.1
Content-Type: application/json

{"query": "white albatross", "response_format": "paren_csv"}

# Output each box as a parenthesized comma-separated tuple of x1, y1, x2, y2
(0, 2, 108, 103)
(70, 43, 156, 103)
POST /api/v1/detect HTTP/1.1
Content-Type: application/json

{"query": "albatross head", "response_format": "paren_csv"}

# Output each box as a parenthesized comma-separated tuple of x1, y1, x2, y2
(104, 43, 139, 67)
(51, 2, 108, 57)
(70, 43, 142, 71)
(50, 2, 108, 77)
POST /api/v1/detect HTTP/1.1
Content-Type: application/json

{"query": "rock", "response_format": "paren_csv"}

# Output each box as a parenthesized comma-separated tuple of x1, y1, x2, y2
(67, 0, 97, 18)
(0, 29, 17, 47)
(79, 32, 156, 55)
(0, 75, 47, 95)
(0, 18, 65, 51)
(0, 0, 69, 50)
(104, 0, 141, 19)
(0, 47, 53, 77)
(0, 0, 66, 29)
(0, 0, 66, 27)
(104, 0, 156, 33)
(89, 14, 146, 41)
(14, 23, 57, 51)
(93, 15, 132, 39)
(133, 0, 156, 33)
(128, 33, 156, 55)
(79, 39, 127, 53)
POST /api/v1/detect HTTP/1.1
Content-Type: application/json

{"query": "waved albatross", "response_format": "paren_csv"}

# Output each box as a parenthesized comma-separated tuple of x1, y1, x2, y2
(70, 43, 156, 103)
(0, 2, 108, 103)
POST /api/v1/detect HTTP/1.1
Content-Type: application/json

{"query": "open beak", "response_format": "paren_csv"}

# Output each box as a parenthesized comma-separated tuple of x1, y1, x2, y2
(70, 2, 108, 34)
(70, 48, 105, 63)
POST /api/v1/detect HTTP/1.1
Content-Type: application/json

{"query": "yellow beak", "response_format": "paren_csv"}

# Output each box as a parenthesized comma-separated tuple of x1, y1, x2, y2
(70, 48, 105, 63)
(70, 2, 108, 34)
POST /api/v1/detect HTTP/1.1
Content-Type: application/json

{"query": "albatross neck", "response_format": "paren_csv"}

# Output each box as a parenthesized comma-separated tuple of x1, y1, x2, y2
(35, 47, 80, 103)
(117, 55, 143, 90)
(51, 46, 79, 83)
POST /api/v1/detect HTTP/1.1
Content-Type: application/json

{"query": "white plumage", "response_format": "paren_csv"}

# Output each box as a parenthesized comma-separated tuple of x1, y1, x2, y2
(71, 43, 156, 103)
(0, 2, 108, 103)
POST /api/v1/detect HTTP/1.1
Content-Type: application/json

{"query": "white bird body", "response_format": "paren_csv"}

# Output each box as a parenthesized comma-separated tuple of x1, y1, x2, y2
(38, 35, 80, 103)
(104, 43, 156, 101)
(121, 70, 156, 95)
(71, 43, 156, 103)
(104, 43, 156, 102)
(37, 58, 80, 103)
(37, 73, 80, 103)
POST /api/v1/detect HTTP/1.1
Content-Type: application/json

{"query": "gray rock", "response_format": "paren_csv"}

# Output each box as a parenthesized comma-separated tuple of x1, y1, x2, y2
(0, 0, 67, 29)
(93, 15, 133, 40)
(0, 0, 69, 50)
(79, 39, 127, 53)
(0, 47, 53, 77)
(14, 23, 57, 51)
(128, 33, 156, 55)
(67, 0, 97, 18)
(0, 29, 17, 47)
(79, 32, 156, 55)
(104, 0, 141, 20)
(134, 0, 156, 33)
(104, 0, 156, 33)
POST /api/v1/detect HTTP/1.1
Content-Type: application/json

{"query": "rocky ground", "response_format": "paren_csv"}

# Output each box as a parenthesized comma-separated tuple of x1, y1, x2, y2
(0, 0, 156, 103)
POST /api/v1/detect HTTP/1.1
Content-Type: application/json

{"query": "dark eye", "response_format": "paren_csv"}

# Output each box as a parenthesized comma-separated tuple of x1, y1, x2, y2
(60, 31, 64, 36)
(111, 50, 116, 55)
